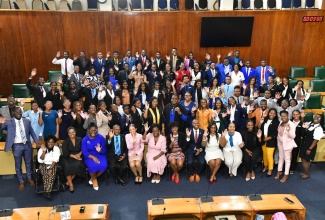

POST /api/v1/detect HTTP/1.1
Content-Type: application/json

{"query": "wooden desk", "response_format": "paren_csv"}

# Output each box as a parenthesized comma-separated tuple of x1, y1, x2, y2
(248, 194, 306, 220)
(147, 198, 201, 220)
(200, 196, 253, 220)
(0, 204, 109, 220)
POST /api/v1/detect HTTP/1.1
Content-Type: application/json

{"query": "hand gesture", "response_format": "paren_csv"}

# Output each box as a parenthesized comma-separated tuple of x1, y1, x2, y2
(98, 86, 104, 92)
(253, 91, 259, 99)
(114, 65, 119, 71)
(160, 70, 164, 78)
(175, 107, 180, 113)
(203, 129, 209, 137)
(58, 109, 62, 118)
(145, 60, 150, 67)
(166, 55, 170, 61)
(268, 66, 273, 73)
(275, 92, 281, 100)
(170, 134, 175, 143)
(132, 65, 136, 71)
(107, 113, 112, 121)
(302, 122, 310, 128)
(191, 106, 197, 113)
(85, 71, 89, 76)
(115, 84, 120, 90)
(249, 104, 255, 112)
(186, 128, 191, 137)
(239, 142, 245, 148)
(106, 52, 110, 58)
(41, 144, 47, 152)
(19, 99, 25, 106)
(257, 129, 262, 138)
(57, 77, 63, 84)
(145, 101, 149, 110)
(184, 55, 188, 61)
(161, 90, 165, 95)
(30, 68, 37, 77)
(217, 54, 221, 59)
(180, 83, 184, 89)
(221, 112, 228, 118)
(109, 130, 114, 139)
(83, 79, 89, 87)
(71, 112, 76, 120)
(84, 112, 89, 120)
(300, 111, 305, 119)
(172, 80, 176, 86)
(227, 51, 233, 56)
(293, 85, 298, 91)
(90, 56, 94, 63)
(0, 117, 6, 124)
(151, 56, 155, 63)
(56, 51, 61, 58)
(206, 64, 210, 70)
(67, 72, 72, 78)
(144, 123, 150, 132)
(96, 143, 101, 152)
(73, 54, 78, 61)
(226, 108, 231, 115)
(37, 107, 43, 114)
(308, 87, 312, 93)
(101, 67, 105, 73)
(222, 129, 228, 137)
(135, 52, 139, 58)
(239, 60, 243, 66)
(300, 95, 306, 101)
(242, 83, 247, 90)
(126, 116, 130, 123)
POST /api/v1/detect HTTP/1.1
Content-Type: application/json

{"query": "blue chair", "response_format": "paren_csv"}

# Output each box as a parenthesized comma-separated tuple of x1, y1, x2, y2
(292, 0, 301, 8)
(242, 0, 251, 9)
(305, 0, 315, 8)
(158, 0, 167, 9)
(281, 0, 291, 8)
(131, 0, 142, 9)
(254, 0, 263, 9)
(185, 0, 194, 9)
(118, 0, 128, 10)
(144, 0, 153, 10)
(267, 0, 276, 9)
(170, 0, 179, 10)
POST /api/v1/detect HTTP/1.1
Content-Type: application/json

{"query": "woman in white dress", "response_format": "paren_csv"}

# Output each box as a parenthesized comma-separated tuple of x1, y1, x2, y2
(203, 122, 226, 183)
(229, 64, 245, 86)
(220, 122, 244, 177)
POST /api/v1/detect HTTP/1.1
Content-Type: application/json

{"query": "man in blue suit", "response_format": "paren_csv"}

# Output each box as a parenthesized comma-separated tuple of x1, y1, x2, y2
(226, 50, 243, 66)
(203, 62, 218, 87)
(91, 51, 108, 76)
(241, 60, 257, 85)
(123, 50, 136, 71)
(255, 59, 276, 92)
(186, 119, 205, 182)
(216, 58, 233, 85)
(0, 107, 39, 190)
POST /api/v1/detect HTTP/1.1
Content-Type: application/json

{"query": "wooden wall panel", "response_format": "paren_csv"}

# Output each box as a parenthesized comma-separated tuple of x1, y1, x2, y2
(1, 10, 325, 97)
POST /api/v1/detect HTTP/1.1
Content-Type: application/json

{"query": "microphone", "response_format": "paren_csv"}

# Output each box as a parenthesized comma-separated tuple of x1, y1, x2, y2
(200, 182, 214, 203)
(56, 189, 70, 212)
(248, 180, 278, 201)
(163, 207, 166, 215)
(152, 197, 165, 205)
(37, 211, 40, 220)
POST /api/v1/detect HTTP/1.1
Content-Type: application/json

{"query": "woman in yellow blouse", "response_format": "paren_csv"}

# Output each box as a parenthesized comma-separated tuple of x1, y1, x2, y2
(196, 99, 213, 130)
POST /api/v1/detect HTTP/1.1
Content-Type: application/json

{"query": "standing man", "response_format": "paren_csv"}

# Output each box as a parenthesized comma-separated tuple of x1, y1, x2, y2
(152, 51, 165, 72)
(107, 51, 123, 76)
(0, 107, 38, 190)
(241, 60, 257, 85)
(256, 59, 276, 92)
(73, 51, 91, 75)
(67, 66, 84, 90)
(135, 49, 150, 69)
(216, 58, 233, 85)
(226, 50, 243, 66)
(52, 51, 74, 83)
(166, 48, 183, 72)
(26, 68, 47, 109)
(91, 51, 108, 76)
(123, 50, 136, 71)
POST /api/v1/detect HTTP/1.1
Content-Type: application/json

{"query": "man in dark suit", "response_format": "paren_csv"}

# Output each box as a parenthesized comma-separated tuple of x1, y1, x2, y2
(177, 75, 193, 100)
(255, 59, 277, 90)
(152, 51, 165, 72)
(117, 63, 134, 90)
(120, 105, 133, 134)
(203, 62, 219, 87)
(73, 51, 91, 75)
(135, 49, 150, 69)
(0, 107, 38, 190)
(67, 65, 84, 90)
(241, 60, 257, 85)
(26, 68, 48, 109)
(186, 119, 205, 182)
(216, 58, 233, 85)
(109, 104, 121, 128)
(146, 64, 163, 89)
(91, 51, 108, 76)
(166, 48, 183, 72)
(107, 125, 128, 186)
(226, 50, 243, 66)
(82, 80, 98, 111)
(107, 51, 123, 76)
(200, 52, 214, 71)
(123, 50, 136, 71)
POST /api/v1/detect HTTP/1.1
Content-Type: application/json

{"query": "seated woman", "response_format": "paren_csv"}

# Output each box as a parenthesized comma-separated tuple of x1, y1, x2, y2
(166, 122, 186, 184)
(82, 123, 107, 190)
(203, 122, 225, 183)
(220, 122, 244, 177)
(240, 120, 262, 181)
(37, 135, 61, 200)
(125, 124, 144, 184)
(61, 127, 86, 193)
(143, 123, 167, 184)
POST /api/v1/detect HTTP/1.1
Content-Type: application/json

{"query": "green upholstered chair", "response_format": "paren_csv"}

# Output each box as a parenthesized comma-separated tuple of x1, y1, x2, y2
(314, 66, 325, 79)
(289, 79, 298, 88)
(304, 94, 321, 109)
(322, 112, 325, 129)
(48, 71, 62, 82)
(12, 84, 31, 98)
(289, 67, 306, 79)
(43, 83, 51, 91)
(310, 80, 325, 92)
(303, 112, 314, 122)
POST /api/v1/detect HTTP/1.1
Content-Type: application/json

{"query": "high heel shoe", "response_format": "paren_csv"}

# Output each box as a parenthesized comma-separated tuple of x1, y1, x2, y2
(274, 172, 283, 179)
(213, 177, 217, 182)
(135, 175, 139, 185)
(138, 176, 143, 185)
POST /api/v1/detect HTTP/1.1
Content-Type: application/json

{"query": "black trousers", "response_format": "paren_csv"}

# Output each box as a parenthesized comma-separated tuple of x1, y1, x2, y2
(108, 156, 128, 180)
(243, 147, 261, 173)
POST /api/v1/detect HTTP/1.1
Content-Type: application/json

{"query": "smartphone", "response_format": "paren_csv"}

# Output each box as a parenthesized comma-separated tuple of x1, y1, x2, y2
(98, 206, 104, 214)
(79, 206, 85, 213)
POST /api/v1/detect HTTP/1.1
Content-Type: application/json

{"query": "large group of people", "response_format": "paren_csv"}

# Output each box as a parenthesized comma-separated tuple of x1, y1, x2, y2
(0, 48, 323, 200)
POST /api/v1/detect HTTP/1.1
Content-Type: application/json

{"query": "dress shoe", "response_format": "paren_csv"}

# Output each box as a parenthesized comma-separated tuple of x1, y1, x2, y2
(19, 183, 25, 191)
(27, 179, 35, 186)
(172, 174, 176, 182)
(189, 175, 195, 182)
(44, 192, 53, 200)
(69, 186, 74, 193)
(213, 177, 217, 182)
(138, 176, 143, 185)
(92, 178, 99, 190)
(151, 179, 156, 183)
(88, 179, 93, 185)
(195, 174, 201, 182)
(175, 176, 180, 184)
(118, 177, 126, 186)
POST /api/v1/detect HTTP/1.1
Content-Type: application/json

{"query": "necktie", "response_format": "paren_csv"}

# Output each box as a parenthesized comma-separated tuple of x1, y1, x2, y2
(40, 86, 46, 98)
(142, 57, 145, 65)
(115, 58, 118, 65)
(75, 74, 79, 81)
(262, 67, 265, 82)
(115, 136, 121, 155)
(247, 67, 250, 76)
(18, 120, 27, 144)
(195, 130, 198, 143)
(99, 59, 102, 65)
(65, 59, 67, 75)
(229, 133, 234, 147)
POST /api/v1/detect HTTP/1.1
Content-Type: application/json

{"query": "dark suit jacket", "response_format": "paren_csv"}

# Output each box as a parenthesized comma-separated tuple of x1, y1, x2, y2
(203, 69, 219, 87)
(166, 132, 186, 153)
(73, 58, 91, 75)
(168, 55, 184, 71)
(91, 58, 107, 76)
(102, 90, 117, 108)
(82, 87, 98, 111)
(26, 79, 48, 107)
(107, 134, 127, 158)
(131, 108, 143, 134)
(0, 118, 38, 152)
(107, 58, 123, 75)
(226, 104, 245, 131)
(186, 128, 204, 151)
(147, 71, 163, 89)
(67, 73, 84, 90)
(260, 119, 280, 147)
(117, 70, 134, 89)
(120, 114, 133, 135)
(135, 56, 150, 68)
(177, 84, 193, 100)
(163, 103, 187, 132)
(109, 112, 121, 128)
(153, 59, 166, 72)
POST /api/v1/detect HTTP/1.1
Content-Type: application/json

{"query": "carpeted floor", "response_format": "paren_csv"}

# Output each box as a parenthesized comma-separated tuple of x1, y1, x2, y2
(0, 163, 324, 220)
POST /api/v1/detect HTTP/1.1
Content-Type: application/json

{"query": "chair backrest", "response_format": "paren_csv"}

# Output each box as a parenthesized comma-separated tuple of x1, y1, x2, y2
(199, 0, 208, 9)
(185, 0, 194, 9)
(310, 80, 325, 92)
(242, 0, 250, 9)
(289, 79, 298, 88)
(118, 0, 128, 10)
(132, 0, 142, 9)
(59, 0, 69, 11)
(0, 0, 11, 9)
(48, 71, 62, 82)
(268, 0, 276, 8)
(233, 0, 238, 9)
(303, 112, 314, 122)
(305, 0, 315, 8)
(314, 66, 325, 79)
(170, 0, 179, 10)
(43, 83, 51, 91)
(71, 0, 82, 10)
(144, 0, 153, 10)
(281, 0, 291, 8)
(46, 0, 57, 10)
(32, 0, 43, 10)
(290, 67, 306, 79)
(12, 84, 31, 98)
(304, 94, 321, 109)
(254, 0, 263, 9)
(87, 0, 98, 10)
(15, 0, 27, 9)
(292, 0, 301, 8)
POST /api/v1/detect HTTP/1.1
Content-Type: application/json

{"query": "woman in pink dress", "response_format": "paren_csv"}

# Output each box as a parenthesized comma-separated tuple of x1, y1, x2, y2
(125, 124, 144, 184)
(143, 123, 167, 183)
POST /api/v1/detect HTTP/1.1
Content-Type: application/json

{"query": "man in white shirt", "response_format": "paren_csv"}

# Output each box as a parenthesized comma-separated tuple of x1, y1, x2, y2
(52, 51, 74, 83)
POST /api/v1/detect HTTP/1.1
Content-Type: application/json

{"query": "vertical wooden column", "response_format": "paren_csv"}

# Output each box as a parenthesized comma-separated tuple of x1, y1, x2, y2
(179, 0, 185, 10)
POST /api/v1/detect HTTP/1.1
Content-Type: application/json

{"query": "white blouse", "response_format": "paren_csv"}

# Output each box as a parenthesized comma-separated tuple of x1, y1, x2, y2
(223, 131, 243, 152)
(264, 119, 273, 137)
(37, 146, 60, 165)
